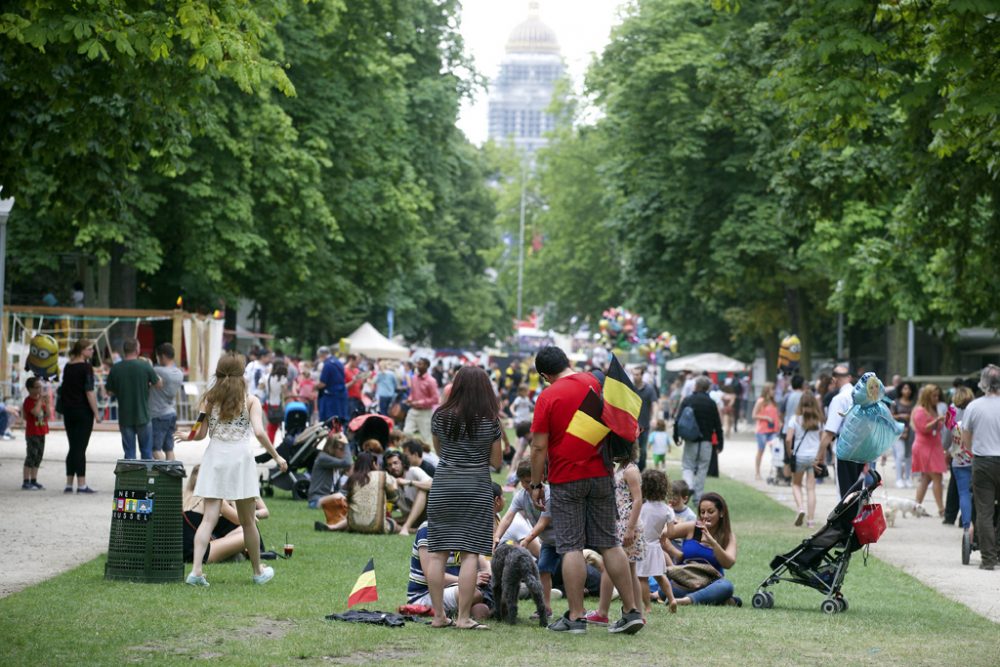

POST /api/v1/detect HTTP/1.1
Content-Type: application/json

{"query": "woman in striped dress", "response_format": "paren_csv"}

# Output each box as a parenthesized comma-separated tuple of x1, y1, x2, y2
(425, 366, 503, 629)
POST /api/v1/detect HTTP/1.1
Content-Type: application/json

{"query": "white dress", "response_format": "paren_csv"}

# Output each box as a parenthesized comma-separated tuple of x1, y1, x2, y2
(193, 400, 260, 501)
(635, 500, 675, 577)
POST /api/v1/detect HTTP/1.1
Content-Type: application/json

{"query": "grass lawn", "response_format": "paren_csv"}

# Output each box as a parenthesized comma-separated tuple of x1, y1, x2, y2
(2, 466, 998, 666)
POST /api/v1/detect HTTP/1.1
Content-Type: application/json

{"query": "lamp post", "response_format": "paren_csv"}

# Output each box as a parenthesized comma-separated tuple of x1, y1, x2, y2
(0, 188, 13, 398)
(517, 161, 526, 324)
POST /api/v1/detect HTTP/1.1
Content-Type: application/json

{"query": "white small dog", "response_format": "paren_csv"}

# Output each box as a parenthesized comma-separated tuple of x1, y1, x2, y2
(883, 495, 931, 527)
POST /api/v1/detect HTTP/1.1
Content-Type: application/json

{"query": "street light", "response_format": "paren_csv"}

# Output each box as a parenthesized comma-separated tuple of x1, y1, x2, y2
(0, 187, 13, 400)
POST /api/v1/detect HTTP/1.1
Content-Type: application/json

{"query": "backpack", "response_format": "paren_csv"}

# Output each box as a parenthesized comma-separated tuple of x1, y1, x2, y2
(676, 405, 703, 442)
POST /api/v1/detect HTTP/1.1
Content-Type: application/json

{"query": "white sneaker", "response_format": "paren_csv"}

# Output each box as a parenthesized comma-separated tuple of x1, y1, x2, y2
(904, 479, 914, 488)
(253, 566, 275, 585)
(895, 479, 905, 488)
(185, 573, 209, 587)
(550, 588, 564, 600)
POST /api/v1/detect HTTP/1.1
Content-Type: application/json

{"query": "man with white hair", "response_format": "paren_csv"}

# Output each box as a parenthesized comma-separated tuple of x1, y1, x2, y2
(816, 365, 860, 498)
(961, 364, 1000, 570)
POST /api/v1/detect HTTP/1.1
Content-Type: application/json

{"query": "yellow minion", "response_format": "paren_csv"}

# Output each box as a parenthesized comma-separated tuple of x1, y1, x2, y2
(26, 333, 60, 380)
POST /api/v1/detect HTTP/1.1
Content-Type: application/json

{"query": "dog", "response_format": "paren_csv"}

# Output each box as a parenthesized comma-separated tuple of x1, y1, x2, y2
(883, 495, 930, 527)
(491, 542, 548, 627)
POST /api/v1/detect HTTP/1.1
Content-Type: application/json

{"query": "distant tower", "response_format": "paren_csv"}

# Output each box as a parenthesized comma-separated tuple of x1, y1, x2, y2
(487, 1, 565, 154)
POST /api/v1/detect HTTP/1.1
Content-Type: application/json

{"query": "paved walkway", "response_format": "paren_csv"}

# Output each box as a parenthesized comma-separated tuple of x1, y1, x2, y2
(2, 428, 998, 622)
(716, 430, 1000, 623)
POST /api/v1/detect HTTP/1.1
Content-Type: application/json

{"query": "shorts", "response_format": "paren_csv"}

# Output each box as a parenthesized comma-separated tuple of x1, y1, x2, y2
(794, 455, 817, 473)
(756, 433, 773, 452)
(152, 415, 177, 452)
(411, 584, 460, 612)
(25, 435, 45, 468)
(652, 453, 666, 465)
(537, 542, 561, 574)
(550, 475, 619, 554)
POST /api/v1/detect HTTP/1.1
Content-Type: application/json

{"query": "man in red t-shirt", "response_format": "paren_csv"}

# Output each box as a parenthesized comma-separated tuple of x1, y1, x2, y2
(530, 346, 644, 635)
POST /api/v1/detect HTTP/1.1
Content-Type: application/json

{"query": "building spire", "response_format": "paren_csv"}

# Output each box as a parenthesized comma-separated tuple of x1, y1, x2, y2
(528, 1, 540, 18)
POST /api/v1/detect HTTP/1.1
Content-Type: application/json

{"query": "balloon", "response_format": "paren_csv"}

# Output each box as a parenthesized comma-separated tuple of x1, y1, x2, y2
(26, 334, 60, 380)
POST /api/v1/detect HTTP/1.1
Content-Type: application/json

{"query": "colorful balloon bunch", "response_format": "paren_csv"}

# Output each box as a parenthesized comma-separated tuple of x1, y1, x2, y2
(597, 307, 646, 350)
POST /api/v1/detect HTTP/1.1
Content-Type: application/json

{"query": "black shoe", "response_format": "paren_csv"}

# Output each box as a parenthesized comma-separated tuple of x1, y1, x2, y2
(260, 550, 278, 560)
(980, 562, 996, 571)
(608, 608, 644, 635)
(314, 521, 334, 532)
(77, 486, 97, 494)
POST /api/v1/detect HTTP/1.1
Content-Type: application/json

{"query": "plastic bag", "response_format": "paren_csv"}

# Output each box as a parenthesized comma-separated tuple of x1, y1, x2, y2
(836, 372, 904, 463)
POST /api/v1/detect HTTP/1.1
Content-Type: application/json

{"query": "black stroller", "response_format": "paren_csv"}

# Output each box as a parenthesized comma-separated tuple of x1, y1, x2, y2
(258, 402, 335, 500)
(346, 413, 393, 455)
(961, 498, 1000, 565)
(753, 470, 884, 615)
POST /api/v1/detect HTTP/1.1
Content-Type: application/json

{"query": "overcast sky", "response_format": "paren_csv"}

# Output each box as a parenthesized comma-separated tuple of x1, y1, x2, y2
(456, 0, 626, 145)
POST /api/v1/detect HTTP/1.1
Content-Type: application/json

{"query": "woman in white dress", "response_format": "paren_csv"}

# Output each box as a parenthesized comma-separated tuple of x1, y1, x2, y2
(182, 353, 287, 586)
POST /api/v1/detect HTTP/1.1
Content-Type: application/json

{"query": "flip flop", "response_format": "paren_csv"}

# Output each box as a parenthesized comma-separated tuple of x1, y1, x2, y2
(430, 618, 456, 629)
(456, 621, 490, 630)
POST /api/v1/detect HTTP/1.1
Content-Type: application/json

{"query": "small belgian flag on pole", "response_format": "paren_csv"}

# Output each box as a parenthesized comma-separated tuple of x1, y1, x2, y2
(347, 558, 378, 608)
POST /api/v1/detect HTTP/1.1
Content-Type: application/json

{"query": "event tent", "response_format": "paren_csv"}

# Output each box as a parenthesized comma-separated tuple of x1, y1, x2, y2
(346, 322, 410, 360)
(665, 352, 749, 373)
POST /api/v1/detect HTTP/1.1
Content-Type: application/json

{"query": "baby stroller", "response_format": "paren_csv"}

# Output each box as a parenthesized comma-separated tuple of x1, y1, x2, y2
(346, 413, 393, 455)
(961, 498, 1000, 565)
(766, 437, 792, 486)
(258, 402, 330, 500)
(753, 470, 884, 615)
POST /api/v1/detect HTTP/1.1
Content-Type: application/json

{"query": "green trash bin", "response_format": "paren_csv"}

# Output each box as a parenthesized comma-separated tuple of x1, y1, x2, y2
(105, 460, 187, 583)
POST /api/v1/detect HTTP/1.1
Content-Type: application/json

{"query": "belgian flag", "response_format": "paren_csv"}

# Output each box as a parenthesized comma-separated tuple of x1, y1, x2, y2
(566, 387, 611, 447)
(601, 355, 641, 443)
(347, 558, 378, 608)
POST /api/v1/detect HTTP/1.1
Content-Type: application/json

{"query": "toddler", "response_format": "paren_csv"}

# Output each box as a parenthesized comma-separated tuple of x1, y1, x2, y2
(636, 469, 677, 613)
(22, 377, 49, 490)
(649, 419, 669, 469)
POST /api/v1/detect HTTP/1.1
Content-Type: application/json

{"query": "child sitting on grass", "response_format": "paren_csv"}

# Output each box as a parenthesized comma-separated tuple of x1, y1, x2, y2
(664, 479, 697, 560)
(22, 377, 49, 490)
(636, 469, 677, 613)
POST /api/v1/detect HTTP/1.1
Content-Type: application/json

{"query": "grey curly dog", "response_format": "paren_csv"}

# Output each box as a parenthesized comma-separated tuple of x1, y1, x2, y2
(491, 542, 548, 626)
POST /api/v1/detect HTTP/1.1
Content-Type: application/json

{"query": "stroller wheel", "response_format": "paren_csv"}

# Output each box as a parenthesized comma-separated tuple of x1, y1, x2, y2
(293, 479, 311, 500)
(764, 592, 774, 609)
(821, 599, 839, 615)
(962, 527, 972, 565)
(752, 592, 769, 609)
(264, 486, 274, 498)
(836, 597, 848, 613)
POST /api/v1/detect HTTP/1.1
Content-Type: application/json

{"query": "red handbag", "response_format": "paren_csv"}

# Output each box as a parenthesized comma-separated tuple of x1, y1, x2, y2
(853, 503, 887, 546)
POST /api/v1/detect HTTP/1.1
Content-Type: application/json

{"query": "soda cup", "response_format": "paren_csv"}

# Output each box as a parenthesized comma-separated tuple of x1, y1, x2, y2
(284, 544, 294, 558)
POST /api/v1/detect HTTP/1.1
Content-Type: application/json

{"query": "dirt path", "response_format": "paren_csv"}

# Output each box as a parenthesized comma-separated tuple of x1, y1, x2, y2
(716, 431, 1000, 623)
(0, 429, 204, 598)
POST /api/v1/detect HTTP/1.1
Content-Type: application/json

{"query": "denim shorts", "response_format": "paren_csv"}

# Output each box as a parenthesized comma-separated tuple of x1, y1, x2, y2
(537, 542, 561, 574)
(152, 415, 177, 452)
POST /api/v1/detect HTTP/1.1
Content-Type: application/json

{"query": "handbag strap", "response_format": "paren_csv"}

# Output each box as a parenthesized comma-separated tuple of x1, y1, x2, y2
(791, 419, 806, 458)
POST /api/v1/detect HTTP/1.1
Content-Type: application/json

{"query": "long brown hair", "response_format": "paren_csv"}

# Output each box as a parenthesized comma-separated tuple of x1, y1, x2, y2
(700, 492, 733, 549)
(201, 353, 248, 421)
(436, 366, 501, 440)
(797, 391, 824, 432)
(69, 338, 94, 358)
(345, 451, 378, 494)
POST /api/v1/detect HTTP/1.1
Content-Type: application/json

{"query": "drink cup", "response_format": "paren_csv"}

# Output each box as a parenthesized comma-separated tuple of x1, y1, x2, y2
(284, 544, 294, 558)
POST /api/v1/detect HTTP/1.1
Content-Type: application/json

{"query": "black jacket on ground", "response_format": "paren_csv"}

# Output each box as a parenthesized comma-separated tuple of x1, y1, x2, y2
(673, 391, 724, 452)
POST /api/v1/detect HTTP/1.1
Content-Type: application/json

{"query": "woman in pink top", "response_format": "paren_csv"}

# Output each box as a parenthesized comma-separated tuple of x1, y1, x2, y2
(751, 383, 779, 481)
(911, 384, 948, 516)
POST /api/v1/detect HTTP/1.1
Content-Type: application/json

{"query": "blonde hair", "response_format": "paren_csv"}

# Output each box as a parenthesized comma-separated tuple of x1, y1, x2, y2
(953, 386, 975, 410)
(916, 384, 940, 415)
(201, 353, 248, 421)
(760, 382, 775, 404)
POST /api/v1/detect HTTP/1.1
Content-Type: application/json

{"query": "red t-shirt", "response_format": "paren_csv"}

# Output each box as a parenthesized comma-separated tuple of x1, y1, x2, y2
(531, 372, 609, 484)
(345, 367, 362, 400)
(23, 396, 50, 437)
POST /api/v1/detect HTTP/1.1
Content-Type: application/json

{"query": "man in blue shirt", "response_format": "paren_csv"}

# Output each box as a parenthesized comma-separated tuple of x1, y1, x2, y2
(315, 346, 348, 422)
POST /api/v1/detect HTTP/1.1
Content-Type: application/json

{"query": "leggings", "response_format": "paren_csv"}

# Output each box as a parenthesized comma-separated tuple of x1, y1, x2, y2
(63, 406, 94, 477)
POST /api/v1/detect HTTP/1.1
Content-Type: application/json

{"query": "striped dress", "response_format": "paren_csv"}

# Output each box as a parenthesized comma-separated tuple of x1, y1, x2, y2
(426, 410, 501, 555)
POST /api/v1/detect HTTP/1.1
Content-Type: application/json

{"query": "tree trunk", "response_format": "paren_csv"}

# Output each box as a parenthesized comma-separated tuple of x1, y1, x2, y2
(763, 330, 780, 382)
(886, 320, 908, 378)
(796, 290, 812, 380)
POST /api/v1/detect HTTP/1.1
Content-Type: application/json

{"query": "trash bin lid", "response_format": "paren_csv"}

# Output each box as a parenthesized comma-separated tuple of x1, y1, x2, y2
(113, 460, 187, 478)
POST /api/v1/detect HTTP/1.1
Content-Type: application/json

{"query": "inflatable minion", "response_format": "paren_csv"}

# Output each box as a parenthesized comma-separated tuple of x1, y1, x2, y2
(26, 333, 60, 380)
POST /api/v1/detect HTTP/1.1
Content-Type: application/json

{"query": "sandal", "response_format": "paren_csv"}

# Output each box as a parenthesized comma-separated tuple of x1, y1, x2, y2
(430, 618, 456, 629)
(456, 620, 490, 630)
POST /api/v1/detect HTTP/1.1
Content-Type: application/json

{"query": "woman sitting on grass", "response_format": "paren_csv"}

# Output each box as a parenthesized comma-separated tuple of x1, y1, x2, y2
(182, 465, 271, 564)
(666, 491, 740, 606)
(314, 451, 400, 534)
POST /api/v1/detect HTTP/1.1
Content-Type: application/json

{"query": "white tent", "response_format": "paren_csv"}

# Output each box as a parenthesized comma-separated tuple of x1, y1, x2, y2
(346, 322, 410, 360)
(665, 352, 749, 373)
